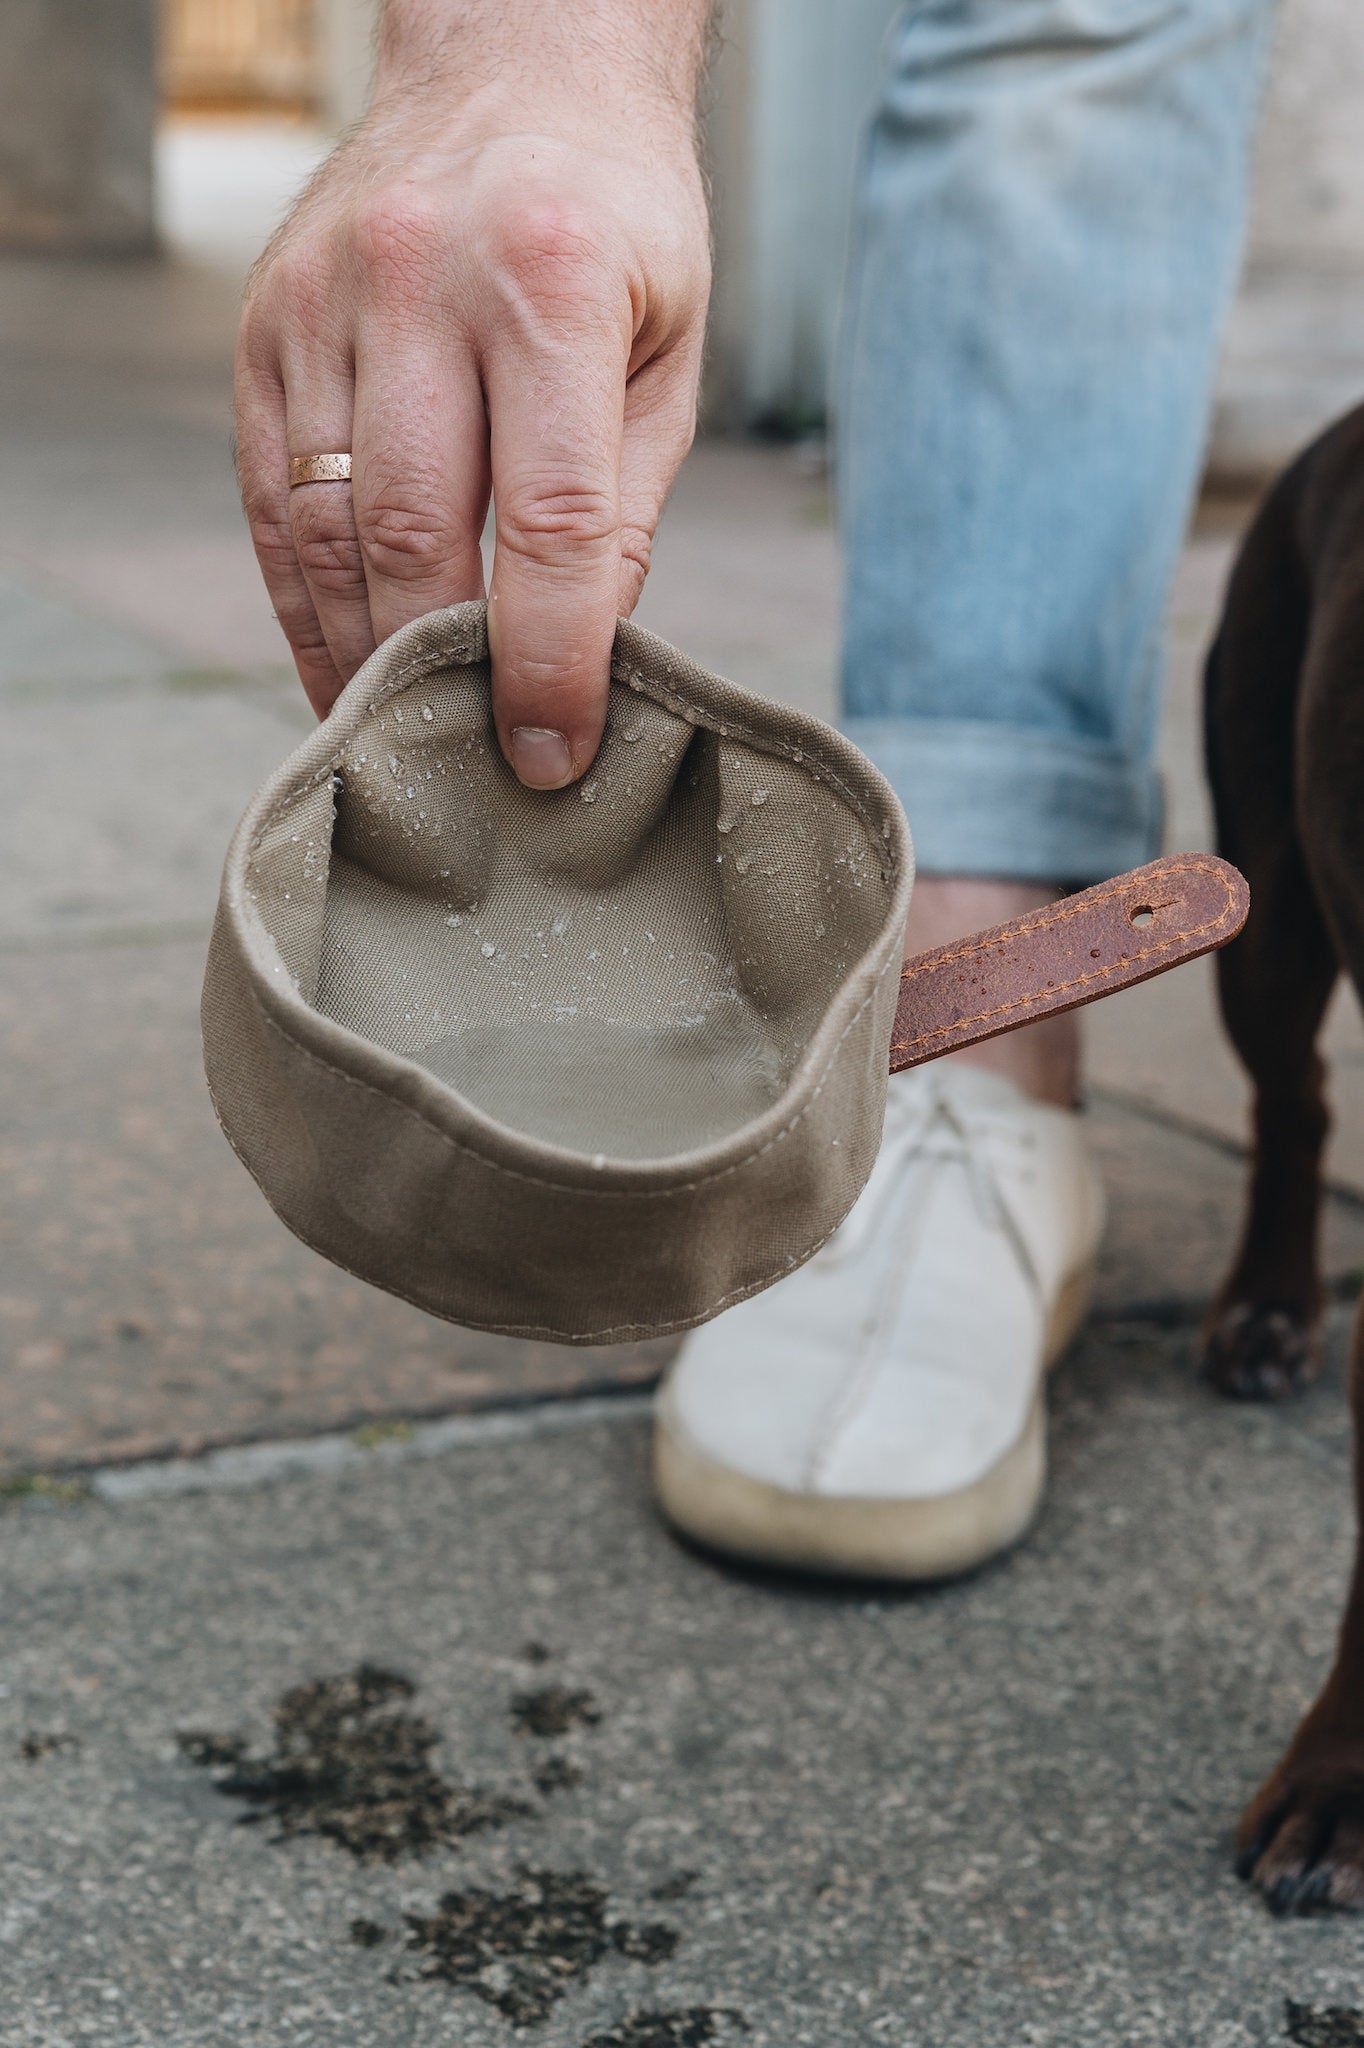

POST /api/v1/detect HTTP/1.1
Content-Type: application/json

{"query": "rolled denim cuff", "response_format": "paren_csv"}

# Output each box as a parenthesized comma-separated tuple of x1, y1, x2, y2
(843, 717, 1163, 887)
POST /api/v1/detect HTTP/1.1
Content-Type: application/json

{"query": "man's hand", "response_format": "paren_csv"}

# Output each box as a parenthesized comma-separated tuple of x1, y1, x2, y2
(235, 0, 712, 786)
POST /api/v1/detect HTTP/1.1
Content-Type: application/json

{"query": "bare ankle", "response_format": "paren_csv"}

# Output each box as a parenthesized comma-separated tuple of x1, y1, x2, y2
(903, 876, 1081, 1110)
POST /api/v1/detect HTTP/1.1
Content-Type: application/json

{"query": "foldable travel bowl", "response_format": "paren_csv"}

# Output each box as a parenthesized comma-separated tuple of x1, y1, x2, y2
(205, 602, 1250, 1343)
(203, 603, 916, 1342)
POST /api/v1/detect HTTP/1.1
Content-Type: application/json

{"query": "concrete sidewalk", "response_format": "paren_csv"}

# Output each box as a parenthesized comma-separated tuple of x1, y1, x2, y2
(6, 1330, 1364, 2048)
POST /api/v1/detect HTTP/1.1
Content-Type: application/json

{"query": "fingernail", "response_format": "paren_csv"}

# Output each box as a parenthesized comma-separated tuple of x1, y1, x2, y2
(511, 726, 574, 789)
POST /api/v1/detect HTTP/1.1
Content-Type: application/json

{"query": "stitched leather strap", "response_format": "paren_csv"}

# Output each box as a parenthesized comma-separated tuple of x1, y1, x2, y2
(889, 853, 1249, 1074)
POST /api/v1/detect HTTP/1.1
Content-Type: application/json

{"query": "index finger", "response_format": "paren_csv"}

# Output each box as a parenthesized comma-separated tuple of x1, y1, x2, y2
(483, 291, 629, 789)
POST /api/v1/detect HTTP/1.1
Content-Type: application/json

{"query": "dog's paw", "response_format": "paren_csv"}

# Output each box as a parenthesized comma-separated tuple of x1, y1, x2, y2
(1202, 1300, 1319, 1400)
(1238, 1757, 1364, 1913)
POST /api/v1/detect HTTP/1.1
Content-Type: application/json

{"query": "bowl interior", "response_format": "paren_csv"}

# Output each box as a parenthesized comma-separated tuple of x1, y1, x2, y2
(246, 666, 900, 1162)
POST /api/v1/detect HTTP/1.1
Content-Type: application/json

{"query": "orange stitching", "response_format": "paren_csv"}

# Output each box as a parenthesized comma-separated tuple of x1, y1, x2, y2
(890, 858, 1235, 1055)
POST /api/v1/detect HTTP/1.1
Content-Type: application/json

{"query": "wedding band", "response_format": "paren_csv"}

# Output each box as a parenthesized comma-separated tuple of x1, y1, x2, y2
(289, 453, 353, 487)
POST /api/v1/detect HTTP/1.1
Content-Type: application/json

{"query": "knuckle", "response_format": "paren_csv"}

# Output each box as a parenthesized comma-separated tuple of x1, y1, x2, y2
(293, 526, 367, 595)
(252, 242, 327, 326)
(246, 506, 294, 567)
(353, 495, 456, 583)
(619, 521, 654, 580)
(500, 486, 618, 562)
(281, 603, 331, 661)
(261, 571, 328, 659)
(235, 296, 275, 371)
(492, 200, 609, 303)
(352, 188, 443, 282)
(242, 239, 355, 365)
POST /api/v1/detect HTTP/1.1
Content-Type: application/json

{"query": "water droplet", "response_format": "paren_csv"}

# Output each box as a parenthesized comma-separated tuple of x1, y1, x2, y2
(581, 781, 598, 804)
(481, 941, 496, 958)
(619, 718, 643, 742)
(421, 704, 434, 721)
(716, 813, 736, 836)
(446, 914, 462, 927)
(751, 789, 768, 807)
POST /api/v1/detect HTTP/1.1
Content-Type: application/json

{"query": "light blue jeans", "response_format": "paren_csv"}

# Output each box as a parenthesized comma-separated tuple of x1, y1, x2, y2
(838, 0, 1276, 884)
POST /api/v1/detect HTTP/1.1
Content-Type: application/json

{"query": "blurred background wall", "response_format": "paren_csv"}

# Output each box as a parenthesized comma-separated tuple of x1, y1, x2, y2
(0, 0, 158, 252)
(1, 0, 1363, 475)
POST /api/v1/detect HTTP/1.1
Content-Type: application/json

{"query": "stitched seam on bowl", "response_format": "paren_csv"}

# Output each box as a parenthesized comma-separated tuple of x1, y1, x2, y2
(247, 964, 891, 1200)
(205, 1063, 852, 1344)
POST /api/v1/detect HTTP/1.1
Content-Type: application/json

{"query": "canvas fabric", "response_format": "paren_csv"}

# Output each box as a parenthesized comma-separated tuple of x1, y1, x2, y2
(202, 602, 915, 1343)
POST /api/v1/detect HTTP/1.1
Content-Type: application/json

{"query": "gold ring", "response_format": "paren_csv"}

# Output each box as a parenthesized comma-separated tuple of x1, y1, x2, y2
(289, 453, 353, 487)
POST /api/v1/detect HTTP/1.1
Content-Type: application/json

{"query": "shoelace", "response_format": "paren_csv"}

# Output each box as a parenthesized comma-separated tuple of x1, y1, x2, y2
(814, 1072, 1042, 1294)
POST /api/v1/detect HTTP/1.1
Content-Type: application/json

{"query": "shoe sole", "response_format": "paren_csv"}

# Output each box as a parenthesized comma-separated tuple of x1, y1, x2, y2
(652, 1259, 1095, 1582)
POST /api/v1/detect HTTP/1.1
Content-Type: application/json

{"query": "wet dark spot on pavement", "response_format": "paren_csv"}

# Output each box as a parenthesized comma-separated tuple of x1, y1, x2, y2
(612, 1923, 680, 1964)
(20, 1731, 79, 1762)
(521, 1641, 553, 1665)
(511, 1685, 602, 1738)
(176, 1729, 249, 1767)
(349, 1918, 389, 1948)
(581, 2011, 749, 2048)
(533, 1753, 585, 1796)
(403, 1866, 679, 2026)
(179, 1663, 531, 1862)
(648, 1873, 699, 1903)
(1286, 2003, 1364, 2046)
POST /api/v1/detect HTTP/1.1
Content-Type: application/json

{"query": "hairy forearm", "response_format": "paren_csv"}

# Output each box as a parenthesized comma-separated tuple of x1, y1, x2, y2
(372, 0, 716, 139)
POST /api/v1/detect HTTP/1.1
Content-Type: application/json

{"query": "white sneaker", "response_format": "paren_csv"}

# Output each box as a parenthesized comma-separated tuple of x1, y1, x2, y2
(653, 1064, 1105, 1579)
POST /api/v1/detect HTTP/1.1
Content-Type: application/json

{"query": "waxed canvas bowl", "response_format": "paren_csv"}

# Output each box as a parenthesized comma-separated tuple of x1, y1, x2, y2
(202, 601, 914, 1342)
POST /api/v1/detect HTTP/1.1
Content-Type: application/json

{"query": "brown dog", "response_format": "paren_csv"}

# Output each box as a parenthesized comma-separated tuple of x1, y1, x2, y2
(1204, 400, 1364, 1911)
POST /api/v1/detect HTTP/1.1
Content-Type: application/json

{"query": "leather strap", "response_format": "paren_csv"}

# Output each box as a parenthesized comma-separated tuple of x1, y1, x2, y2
(889, 853, 1249, 1074)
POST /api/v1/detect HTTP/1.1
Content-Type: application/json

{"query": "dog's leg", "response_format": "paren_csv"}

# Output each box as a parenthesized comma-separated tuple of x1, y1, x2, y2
(1233, 414, 1364, 1908)
(1237, 1291, 1364, 1911)
(1203, 482, 1338, 1400)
